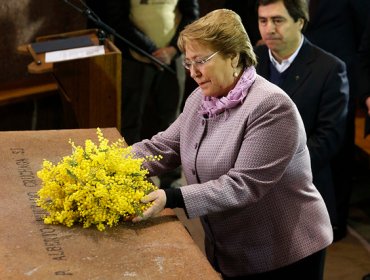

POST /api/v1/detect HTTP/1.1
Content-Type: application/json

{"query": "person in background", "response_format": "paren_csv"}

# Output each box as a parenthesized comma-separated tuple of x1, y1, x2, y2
(131, 9, 333, 279)
(86, 0, 199, 188)
(359, 13, 370, 137)
(254, 0, 349, 241)
(358, 27, 370, 280)
(223, 0, 261, 46)
(304, 0, 370, 241)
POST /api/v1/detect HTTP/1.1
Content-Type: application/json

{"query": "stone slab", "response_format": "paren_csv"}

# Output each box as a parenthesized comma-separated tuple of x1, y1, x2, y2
(0, 128, 220, 279)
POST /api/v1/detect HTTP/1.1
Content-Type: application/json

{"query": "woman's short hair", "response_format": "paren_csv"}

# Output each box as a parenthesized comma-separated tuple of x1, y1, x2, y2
(177, 9, 257, 68)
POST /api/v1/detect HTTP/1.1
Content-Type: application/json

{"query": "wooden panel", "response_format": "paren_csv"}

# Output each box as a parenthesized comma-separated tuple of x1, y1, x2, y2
(19, 30, 122, 131)
(355, 115, 370, 156)
(54, 42, 121, 130)
(0, 75, 58, 105)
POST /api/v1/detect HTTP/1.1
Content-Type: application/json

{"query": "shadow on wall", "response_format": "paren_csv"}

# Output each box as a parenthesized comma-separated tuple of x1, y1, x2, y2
(0, 0, 86, 84)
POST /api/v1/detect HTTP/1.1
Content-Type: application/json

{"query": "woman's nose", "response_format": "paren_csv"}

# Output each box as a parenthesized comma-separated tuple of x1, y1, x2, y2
(190, 65, 201, 79)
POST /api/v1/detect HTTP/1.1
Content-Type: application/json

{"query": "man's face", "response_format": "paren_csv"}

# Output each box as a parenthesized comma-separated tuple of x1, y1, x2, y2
(258, 1, 303, 61)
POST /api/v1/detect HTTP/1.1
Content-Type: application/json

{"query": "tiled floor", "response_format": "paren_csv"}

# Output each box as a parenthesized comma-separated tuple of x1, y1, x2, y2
(325, 227, 370, 280)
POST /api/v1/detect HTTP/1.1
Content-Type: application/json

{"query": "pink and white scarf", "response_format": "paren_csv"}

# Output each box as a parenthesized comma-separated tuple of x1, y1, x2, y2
(199, 66, 257, 118)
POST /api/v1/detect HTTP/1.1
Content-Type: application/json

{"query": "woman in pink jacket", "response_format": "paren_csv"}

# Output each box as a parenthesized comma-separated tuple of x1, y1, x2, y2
(132, 9, 333, 280)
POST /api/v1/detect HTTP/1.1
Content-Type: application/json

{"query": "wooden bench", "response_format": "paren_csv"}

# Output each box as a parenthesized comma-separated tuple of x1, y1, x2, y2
(0, 74, 59, 129)
(0, 74, 58, 106)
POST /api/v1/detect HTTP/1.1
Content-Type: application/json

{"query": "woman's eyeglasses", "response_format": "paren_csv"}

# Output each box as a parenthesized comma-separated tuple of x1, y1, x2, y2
(182, 51, 219, 70)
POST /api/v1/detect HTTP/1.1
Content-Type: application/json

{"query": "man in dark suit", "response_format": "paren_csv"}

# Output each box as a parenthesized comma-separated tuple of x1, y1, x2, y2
(359, 14, 370, 136)
(254, 0, 349, 240)
(304, 0, 370, 242)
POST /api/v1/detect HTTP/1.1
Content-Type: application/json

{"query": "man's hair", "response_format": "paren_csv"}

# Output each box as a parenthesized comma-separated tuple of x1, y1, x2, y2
(258, 0, 309, 31)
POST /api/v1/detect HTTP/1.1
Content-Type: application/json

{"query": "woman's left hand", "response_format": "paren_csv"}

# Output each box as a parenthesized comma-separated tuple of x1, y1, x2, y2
(132, 189, 167, 223)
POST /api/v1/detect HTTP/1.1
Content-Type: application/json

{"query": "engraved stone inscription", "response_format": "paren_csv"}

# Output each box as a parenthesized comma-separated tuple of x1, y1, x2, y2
(11, 147, 69, 264)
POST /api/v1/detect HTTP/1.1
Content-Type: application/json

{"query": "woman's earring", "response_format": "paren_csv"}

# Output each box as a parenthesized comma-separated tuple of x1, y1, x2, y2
(232, 56, 239, 77)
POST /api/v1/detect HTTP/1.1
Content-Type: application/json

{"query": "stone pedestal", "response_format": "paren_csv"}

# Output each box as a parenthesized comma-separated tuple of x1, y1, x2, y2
(0, 128, 220, 279)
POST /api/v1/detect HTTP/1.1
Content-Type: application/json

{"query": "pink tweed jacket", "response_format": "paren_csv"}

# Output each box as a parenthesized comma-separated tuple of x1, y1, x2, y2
(132, 74, 333, 276)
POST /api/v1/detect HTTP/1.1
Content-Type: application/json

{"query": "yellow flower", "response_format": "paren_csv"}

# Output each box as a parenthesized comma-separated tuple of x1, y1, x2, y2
(37, 128, 161, 231)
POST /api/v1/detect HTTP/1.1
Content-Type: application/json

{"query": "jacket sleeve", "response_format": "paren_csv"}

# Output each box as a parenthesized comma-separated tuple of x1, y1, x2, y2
(307, 58, 349, 169)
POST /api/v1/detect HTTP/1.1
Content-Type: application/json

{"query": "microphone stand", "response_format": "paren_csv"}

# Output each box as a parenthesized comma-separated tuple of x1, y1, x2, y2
(63, 0, 176, 75)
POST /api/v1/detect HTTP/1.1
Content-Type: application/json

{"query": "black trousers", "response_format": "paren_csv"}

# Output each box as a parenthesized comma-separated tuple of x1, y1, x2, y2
(222, 248, 326, 280)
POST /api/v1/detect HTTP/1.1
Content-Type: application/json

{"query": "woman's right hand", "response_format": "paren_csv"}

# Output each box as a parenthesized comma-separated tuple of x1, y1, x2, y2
(132, 189, 167, 223)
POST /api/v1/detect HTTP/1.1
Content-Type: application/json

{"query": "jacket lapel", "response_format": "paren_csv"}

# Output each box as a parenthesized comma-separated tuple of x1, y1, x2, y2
(280, 38, 314, 98)
(255, 47, 270, 78)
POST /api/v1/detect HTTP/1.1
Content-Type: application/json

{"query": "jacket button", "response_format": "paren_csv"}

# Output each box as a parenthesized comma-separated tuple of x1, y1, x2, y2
(194, 143, 198, 149)
(192, 169, 196, 175)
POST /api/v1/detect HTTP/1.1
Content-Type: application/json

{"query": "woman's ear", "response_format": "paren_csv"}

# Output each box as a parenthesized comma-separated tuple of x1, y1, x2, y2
(231, 53, 240, 68)
(231, 53, 241, 78)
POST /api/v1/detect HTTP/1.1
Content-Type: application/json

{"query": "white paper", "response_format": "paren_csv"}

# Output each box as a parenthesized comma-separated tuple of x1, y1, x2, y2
(45, 45, 105, 63)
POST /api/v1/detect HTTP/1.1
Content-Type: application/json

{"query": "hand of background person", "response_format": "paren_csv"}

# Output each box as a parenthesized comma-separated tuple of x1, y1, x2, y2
(132, 189, 167, 223)
(366, 96, 370, 116)
(152, 46, 177, 65)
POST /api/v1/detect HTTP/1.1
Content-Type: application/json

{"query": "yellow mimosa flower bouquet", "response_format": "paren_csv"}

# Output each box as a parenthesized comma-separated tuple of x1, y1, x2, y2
(37, 128, 160, 231)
